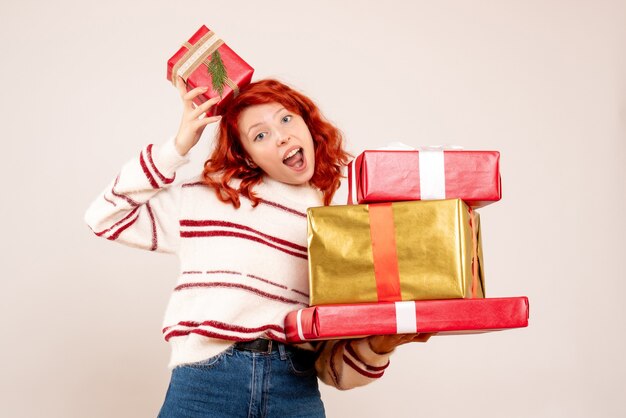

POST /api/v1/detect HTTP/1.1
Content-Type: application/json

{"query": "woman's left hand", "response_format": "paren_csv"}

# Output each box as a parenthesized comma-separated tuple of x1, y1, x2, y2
(367, 333, 434, 355)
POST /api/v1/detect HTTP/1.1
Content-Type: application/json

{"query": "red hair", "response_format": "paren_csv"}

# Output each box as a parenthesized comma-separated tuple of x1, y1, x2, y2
(202, 79, 350, 208)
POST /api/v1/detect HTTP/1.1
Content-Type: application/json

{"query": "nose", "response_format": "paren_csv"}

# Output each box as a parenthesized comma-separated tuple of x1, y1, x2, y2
(276, 130, 290, 146)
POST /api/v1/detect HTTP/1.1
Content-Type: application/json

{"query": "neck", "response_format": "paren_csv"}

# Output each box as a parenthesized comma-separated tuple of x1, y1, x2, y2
(260, 176, 324, 207)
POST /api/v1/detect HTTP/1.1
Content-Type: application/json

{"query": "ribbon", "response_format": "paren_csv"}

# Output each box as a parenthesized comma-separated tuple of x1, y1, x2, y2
(295, 308, 316, 341)
(418, 149, 445, 199)
(367, 203, 402, 302)
(296, 309, 305, 341)
(468, 207, 480, 298)
(416, 145, 463, 200)
(395, 301, 417, 333)
(171, 30, 240, 97)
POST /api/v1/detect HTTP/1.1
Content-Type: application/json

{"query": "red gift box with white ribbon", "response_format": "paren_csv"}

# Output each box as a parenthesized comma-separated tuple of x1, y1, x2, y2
(285, 297, 528, 342)
(347, 145, 502, 208)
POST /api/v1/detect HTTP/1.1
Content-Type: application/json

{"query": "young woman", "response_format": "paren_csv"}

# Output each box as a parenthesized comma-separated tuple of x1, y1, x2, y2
(85, 77, 430, 418)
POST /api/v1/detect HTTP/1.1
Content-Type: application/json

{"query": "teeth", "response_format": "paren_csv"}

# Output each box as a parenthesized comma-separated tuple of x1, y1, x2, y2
(283, 148, 301, 161)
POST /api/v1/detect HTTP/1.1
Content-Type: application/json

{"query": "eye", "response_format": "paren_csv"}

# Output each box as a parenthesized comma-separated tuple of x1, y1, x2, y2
(254, 132, 266, 141)
(282, 115, 292, 123)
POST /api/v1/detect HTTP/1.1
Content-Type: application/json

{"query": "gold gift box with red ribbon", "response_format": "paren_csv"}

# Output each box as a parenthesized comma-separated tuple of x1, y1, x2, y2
(307, 199, 485, 306)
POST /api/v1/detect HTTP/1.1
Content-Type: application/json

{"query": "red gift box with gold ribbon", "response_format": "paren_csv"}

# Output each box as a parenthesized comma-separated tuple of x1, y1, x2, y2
(285, 297, 529, 342)
(347, 147, 502, 207)
(167, 25, 254, 116)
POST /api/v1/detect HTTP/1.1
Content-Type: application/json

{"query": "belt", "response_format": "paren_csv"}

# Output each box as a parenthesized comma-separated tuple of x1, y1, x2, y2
(234, 338, 281, 354)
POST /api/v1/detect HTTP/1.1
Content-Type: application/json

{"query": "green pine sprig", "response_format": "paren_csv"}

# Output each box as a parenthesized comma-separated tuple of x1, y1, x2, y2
(208, 50, 227, 97)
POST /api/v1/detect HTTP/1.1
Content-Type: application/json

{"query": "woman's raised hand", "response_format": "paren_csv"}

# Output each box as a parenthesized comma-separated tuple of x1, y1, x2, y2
(174, 76, 222, 156)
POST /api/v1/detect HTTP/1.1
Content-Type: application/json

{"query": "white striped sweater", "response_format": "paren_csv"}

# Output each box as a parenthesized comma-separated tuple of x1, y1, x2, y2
(84, 136, 392, 389)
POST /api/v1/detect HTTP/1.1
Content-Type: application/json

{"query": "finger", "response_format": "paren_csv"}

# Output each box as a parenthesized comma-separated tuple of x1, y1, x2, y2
(194, 115, 222, 128)
(400, 334, 419, 345)
(183, 85, 210, 103)
(190, 96, 221, 120)
(175, 76, 187, 96)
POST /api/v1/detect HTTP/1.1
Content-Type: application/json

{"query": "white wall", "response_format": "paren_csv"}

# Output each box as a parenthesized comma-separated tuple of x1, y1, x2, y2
(1, 1, 624, 417)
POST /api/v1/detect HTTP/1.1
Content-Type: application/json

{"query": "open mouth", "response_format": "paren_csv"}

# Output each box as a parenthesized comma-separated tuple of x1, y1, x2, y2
(282, 147, 305, 169)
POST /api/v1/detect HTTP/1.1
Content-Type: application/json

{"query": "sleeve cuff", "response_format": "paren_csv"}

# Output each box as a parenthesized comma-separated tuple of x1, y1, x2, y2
(350, 338, 393, 369)
(151, 136, 191, 179)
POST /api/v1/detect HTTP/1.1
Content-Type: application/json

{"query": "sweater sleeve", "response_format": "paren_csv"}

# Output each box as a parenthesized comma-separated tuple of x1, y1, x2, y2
(315, 338, 393, 390)
(84, 137, 191, 254)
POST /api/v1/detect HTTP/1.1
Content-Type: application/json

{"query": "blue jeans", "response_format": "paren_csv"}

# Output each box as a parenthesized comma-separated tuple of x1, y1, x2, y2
(157, 343, 326, 418)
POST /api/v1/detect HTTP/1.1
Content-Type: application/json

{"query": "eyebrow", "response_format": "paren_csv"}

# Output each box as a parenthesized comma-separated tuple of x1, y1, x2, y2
(246, 107, 287, 137)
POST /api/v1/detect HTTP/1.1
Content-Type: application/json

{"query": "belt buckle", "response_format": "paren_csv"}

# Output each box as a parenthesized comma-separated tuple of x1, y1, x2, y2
(263, 339, 273, 354)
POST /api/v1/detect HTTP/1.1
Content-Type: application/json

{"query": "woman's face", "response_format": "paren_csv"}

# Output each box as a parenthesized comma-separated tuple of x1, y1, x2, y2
(237, 102, 315, 185)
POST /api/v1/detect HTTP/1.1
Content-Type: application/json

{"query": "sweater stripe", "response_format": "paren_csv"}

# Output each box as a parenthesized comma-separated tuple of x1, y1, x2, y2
(93, 207, 139, 237)
(184, 269, 293, 291)
(111, 174, 140, 206)
(258, 198, 307, 218)
(246, 273, 289, 290)
(181, 180, 206, 188)
(266, 330, 288, 343)
(179, 230, 308, 260)
(180, 220, 307, 252)
(146, 144, 175, 184)
(209, 269, 241, 275)
(164, 328, 288, 343)
(165, 329, 266, 342)
(145, 202, 158, 251)
(163, 320, 285, 341)
(163, 320, 285, 334)
(182, 270, 242, 276)
(342, 354, 385, 378)
(329, 341, 343, 387)
(345, 342, 390, 372)
(108, 214, 139, 240)
(173, 281, 307, 305)
(179, 271, 309, 297)
(290, 288, 309, 298)
(139, 149, 159, 189)
(103, 194, 117, 206)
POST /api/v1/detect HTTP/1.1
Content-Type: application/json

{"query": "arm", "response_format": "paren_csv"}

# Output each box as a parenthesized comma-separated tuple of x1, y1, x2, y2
(83, 137, 190, 254)
(84, 76, 221, 253)
(314, 338, 392, 390)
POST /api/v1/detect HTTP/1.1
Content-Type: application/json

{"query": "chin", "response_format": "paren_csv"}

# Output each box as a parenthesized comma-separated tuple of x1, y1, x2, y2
(283, 170, 314, 185)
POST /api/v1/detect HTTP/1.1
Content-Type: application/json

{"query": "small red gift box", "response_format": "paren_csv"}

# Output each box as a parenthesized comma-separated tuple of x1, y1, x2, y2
(347, 148, 502, 207)
(285, 297, 528, 342)
(167, 25, 254, 116)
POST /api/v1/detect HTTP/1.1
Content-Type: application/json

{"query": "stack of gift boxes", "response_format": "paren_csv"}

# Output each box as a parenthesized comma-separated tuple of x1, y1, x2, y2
(285, 146, 529, 342)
